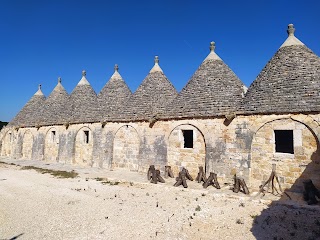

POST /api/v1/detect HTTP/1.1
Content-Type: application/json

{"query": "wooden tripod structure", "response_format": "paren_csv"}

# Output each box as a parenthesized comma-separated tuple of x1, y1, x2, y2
(259, 164, 282, 195)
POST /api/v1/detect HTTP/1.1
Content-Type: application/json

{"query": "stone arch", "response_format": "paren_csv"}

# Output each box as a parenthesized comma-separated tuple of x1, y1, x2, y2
(167, 124, 206, 178)
(250, 117, 320, 191)
(74, 126, 93, 166)
(44, 127, 59, 162)
(112, 125, 140, 171)
(22, 130, 34, 159)
(1, 130, 14, 157)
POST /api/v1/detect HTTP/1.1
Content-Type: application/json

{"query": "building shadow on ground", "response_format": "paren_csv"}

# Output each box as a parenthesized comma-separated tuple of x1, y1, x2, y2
(250, 148, 320, 240)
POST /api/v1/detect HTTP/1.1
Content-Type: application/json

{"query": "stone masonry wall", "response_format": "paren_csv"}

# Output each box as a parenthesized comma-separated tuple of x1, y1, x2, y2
(167, 124, 206, 177)
(1, 113, 319, 191)
(250, 118, 320, 192)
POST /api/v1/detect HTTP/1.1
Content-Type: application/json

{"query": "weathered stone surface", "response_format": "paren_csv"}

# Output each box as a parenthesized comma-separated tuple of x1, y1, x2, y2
(69, 74, 100, 124)
(117, 70, 178, 121)
(161, 47, 246, 119)
(98, 67, 132, 121)
(241, 45, 320, 114)
(9, 87, 46, 127)
(38, 79, 71, 126)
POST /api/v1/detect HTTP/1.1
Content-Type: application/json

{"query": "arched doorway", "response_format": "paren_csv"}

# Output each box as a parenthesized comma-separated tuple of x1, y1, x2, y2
(74, 127, 93, 166)
(113, 125, 140, 171)
(167, 124, 206, 178)
(22, 130, 33, 159)
(250, 118, 320, 191)
(1, 131, 13, 157)
(44, 128, 59, 162)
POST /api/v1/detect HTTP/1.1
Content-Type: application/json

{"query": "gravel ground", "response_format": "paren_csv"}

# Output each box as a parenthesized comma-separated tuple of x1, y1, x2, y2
(0, 161, 320, 240)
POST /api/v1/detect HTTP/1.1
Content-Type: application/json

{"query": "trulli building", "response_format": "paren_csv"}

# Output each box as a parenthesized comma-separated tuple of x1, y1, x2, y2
(1, 24, 319, 192)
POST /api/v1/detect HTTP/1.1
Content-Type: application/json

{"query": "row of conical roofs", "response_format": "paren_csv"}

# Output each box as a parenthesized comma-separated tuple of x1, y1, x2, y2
(9, 24, 320, 127)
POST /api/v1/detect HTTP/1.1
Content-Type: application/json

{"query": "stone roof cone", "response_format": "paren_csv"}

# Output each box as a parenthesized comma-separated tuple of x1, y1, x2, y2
(241, 24, 320, 114)
(70, 70, 100, 124)
(117, 56, 178, 121)
(9, 84, 46, 127)
(98, 64, 132, 121)
(161, 41, 246, 119)
(38, 77, 71, 126)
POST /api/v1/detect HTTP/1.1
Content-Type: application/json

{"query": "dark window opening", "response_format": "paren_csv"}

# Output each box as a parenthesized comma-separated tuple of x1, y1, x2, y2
(9, 133, 12, 142)
(275, 130, 294, 154)
(182, 130, 193, 148)
(84, 130, 89, 144)
(52, 131, 56, 142)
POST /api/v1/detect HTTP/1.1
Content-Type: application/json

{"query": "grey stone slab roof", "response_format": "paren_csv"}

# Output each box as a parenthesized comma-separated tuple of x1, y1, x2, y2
(240, 25, 320, 114)
(116, 57, 178, 121)
(160, 42, 246, 119)
(69, 71, 100, 124)
(97, 65, 132, 121)
(38, 78, 71, 126)
(9, 85, 46, 127)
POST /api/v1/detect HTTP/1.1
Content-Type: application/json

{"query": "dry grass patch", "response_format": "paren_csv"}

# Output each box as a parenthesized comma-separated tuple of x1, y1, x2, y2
(20, 166, 78, 178)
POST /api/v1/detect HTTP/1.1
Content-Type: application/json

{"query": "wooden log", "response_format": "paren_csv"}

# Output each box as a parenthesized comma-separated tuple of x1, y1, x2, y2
(259, 164, 282, 196)
(164, 166, 169, 178)
(181, 171, 188, 188)
(212, 172, 221, 189)
(303, 179, 320, 205)
(173, 178, 182, 187)
(174, 169, 188, 188)
(147, 165, 155, 180)
(233, 175, 240, 193)
(151, 167, 157, 184)
(156, 170, 165, 183)
(238, 177, 249, 195)
(168, 167, 174, 178)
(203, 172, 220, 189)
(184, 168, 193, 181)
(203, 172, 214, 188)
(164, 165, 174, 178)
(196, 166, 207, 183)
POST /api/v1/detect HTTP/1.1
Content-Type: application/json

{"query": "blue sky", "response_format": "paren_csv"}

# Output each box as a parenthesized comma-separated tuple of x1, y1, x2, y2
(1, 0, 320, 122)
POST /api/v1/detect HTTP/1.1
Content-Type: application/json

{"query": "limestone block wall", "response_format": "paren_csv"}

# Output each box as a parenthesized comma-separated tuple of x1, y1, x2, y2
(113, 125, 140, 171)
(167, 124, 205, 177)
(74, 126, 94, 166)
(22, 130, 34, 159)
(0, 129, 15, 157)
(1, 112, 319, 192)
(249, 116, 320, 192)
(44, 127, 59, 162)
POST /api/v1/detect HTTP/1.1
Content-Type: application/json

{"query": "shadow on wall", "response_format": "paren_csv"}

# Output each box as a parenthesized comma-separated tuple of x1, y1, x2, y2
(250, 144, 320, 240)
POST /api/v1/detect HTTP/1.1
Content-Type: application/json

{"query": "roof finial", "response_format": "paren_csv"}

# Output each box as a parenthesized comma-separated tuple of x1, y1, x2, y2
(38, 84, 42, 90)
(210, 41, 216, 52)
(154, 56, 159, 64)
(58, 77, 62, 83)
(114, 64, 119, 72)
(287, 24, 295, 36)
(82, 70, 86, 76)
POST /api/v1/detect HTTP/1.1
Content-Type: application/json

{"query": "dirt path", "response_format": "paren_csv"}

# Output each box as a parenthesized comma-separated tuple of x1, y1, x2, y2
(0, 162, 319, 240)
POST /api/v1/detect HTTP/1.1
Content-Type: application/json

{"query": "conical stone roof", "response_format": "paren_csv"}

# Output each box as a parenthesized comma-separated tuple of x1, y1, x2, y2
(9, 85, 46, 127)
(161, 42, 246, 119)
(117, 56, 178, 121)
(98, 65, 132, 121)
(38, 77, 71, 126)
(69, 70, 100, 124)
(241, 24, 320, 114)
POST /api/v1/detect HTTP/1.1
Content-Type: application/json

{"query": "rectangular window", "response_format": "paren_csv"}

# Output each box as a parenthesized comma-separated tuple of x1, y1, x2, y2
(51, 131, 56, 142)
(9, 133, 12, 142)
(84, 130, 89, 144)
(182, 130, 193, 148)
(275, 130, 294, 154)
